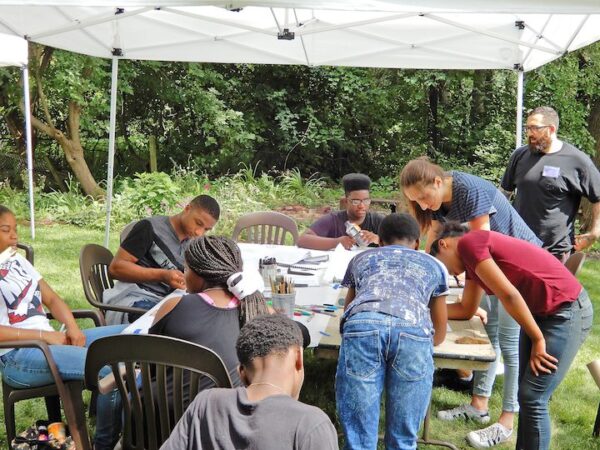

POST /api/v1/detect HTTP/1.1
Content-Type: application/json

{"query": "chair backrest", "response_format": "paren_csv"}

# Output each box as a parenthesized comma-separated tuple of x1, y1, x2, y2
(232, 211, 299, 245)
(85, 334, 233, 450)
(565, 251, 586, 276)
(120, 220, 138, 243)
(79, 244, 115, 309)
(16, 242, 34, 264)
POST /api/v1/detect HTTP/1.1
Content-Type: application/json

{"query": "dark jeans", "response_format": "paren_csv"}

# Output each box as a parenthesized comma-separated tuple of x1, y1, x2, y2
(516, 290, 593, 450)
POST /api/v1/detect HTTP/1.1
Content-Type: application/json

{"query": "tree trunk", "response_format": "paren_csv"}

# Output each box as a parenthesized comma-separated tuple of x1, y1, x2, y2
(149, 135, 158, 172)
(30, 109, 103, 199)
(28, 44, 104, 199)
(428, 84, 440, 154)
(579, 99, 600, 232)
(43, 155, 66, 191)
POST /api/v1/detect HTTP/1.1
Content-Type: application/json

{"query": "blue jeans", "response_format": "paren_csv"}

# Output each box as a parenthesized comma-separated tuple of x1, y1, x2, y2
(516, 290, 593, 450)
(473, 295, 520, 412)
(336, 311, 434, 450)
(0, 324, 127, 450)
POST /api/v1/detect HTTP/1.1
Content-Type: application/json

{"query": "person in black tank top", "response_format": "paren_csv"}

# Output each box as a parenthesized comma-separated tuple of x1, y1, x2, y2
(149, 236, 270, 390)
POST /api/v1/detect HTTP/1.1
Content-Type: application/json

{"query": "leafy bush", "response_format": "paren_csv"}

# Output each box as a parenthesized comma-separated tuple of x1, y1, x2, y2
(0, 179, 29, 217)
(120, 172, 182, 216)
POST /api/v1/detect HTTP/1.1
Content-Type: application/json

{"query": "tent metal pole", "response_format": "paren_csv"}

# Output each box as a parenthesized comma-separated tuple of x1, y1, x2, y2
(22, 65, 35, 240)
(104, 57, 119, 248)
(516, 70, 524, 148)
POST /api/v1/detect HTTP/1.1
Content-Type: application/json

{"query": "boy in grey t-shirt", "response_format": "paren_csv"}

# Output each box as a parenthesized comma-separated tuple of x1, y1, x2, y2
(161, 315, 338, 450)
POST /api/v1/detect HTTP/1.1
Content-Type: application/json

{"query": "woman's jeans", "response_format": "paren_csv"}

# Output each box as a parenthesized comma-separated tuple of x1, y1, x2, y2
(472, 295, 520, 413)
(0, 324, 127, 450)
(336, 311, 434, 450)
(516, 290, 593, 450)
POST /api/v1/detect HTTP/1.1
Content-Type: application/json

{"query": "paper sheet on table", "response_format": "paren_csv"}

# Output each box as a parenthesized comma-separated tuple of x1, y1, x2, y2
(237, 243, 329, 269)
(286, 273, 322, 287)
(295, 313, 331, 348)
(322, 244, 364, 283)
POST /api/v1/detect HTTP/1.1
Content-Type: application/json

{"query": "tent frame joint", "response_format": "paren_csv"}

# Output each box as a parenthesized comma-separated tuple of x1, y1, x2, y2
(277, 28, 295, 40)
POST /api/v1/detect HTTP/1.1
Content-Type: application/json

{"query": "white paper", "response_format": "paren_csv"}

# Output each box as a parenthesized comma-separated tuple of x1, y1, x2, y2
(322, 244, 364, 283)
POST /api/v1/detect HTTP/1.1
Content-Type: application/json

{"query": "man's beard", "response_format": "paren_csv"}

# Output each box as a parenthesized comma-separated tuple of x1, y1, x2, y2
(528, 135, 551, 154)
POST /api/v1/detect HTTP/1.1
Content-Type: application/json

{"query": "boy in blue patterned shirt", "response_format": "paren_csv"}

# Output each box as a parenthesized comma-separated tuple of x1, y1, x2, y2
(336, 213, 448, 450)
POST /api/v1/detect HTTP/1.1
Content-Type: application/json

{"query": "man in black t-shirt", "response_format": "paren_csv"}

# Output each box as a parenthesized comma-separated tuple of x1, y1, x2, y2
(501, 106, 600, 260)
(104, 195, 220, 324)
(297, 173, 384, 250)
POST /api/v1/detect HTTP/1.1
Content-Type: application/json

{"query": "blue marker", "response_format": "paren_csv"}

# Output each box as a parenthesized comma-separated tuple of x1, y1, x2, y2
(320, 331, 331, 337)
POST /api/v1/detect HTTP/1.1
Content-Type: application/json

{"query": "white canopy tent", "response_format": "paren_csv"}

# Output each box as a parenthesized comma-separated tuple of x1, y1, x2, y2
(0, 1, 599, 244)
(0, 33, 35, 239)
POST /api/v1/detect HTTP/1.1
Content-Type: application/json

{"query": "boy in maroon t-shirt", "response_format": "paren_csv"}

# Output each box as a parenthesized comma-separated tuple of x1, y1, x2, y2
(431, 224, 593, 450)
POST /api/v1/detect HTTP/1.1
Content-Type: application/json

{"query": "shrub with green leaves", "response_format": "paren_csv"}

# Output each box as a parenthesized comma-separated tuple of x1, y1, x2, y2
(120, 172, 182, 216)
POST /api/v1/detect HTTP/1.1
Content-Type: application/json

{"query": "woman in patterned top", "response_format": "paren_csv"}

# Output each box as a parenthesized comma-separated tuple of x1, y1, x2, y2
(400, 157, 541, 448)
(0, 205, 125, 450)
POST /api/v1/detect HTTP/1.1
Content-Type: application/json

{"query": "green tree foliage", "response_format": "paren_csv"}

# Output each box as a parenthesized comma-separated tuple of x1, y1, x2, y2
(1, 42, 599, 191)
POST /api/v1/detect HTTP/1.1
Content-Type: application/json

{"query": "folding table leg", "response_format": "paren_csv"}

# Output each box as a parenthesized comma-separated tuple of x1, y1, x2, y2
(594, 401, 600, 437)
(417, 402, 459, 450)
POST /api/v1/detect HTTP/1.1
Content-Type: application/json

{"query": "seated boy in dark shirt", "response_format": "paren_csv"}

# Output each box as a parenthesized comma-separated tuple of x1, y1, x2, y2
(297, 173, 384, 250)
(161, 314, 338, 450)
(104, 194, 220, 324)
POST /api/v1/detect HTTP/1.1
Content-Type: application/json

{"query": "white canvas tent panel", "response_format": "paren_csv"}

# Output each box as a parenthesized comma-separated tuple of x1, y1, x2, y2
(8, 0, 600, 14)
(0, 5, 599, 71)
(0, 33, 27, 66)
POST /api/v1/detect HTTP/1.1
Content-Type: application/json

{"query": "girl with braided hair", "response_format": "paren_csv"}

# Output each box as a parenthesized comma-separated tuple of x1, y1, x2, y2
(149, 235, 269, 387)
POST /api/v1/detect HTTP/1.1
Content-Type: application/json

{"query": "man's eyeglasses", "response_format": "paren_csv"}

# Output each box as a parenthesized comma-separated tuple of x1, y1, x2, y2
(348, 198, 371, 206)
(525, 125, 550, 133)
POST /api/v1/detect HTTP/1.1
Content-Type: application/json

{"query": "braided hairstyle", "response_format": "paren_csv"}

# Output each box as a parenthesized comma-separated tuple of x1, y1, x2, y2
(185, 236, 268, 327)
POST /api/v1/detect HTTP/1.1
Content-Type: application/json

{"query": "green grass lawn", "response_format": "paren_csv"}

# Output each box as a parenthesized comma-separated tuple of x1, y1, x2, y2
(2, 223, 600, 449)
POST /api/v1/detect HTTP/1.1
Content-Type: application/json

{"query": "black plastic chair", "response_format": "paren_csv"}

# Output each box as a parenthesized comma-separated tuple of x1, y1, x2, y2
(232, 211, 299, 245)
(85, 334, 233, 450)
(79, 244, 146, 318)
(1, 309, 104, 450)
(16, 242, 34, 265)
(565, 251, 586, 276)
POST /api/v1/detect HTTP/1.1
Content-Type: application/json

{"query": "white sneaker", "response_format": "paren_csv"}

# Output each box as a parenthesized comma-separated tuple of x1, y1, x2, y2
(467, 423, 513, 448)
(437, 404, 490, 423)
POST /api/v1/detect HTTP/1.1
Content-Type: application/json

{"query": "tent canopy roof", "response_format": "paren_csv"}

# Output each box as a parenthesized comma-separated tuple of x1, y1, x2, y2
(0, 33, 27, 67)
(0, 1, 599, 71)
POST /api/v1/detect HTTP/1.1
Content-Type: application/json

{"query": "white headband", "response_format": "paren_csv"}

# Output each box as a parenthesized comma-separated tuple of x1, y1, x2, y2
(226, 270, 264, 299)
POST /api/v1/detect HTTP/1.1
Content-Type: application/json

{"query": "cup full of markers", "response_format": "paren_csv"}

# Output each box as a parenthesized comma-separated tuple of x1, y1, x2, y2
(270, 275, 296, 318)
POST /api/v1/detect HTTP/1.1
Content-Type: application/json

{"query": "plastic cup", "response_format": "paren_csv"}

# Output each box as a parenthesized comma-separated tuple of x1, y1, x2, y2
(271, 293, 295, 318)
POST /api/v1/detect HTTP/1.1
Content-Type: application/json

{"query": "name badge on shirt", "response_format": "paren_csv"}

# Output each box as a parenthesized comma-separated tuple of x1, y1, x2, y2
(542, 165, 560, 178)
